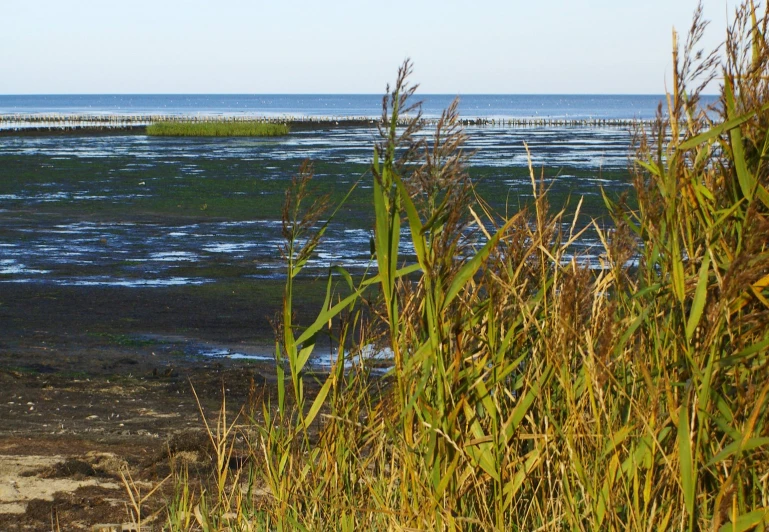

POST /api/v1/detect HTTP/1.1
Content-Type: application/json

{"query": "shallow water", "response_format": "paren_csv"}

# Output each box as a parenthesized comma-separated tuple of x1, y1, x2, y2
(0, 126, 634, 168)
(0, 215, 407, 285)
(0, 126, 632, 289)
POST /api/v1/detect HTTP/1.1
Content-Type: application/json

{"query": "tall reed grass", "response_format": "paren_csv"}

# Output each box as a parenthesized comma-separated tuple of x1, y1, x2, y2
(161, 2, 769, 529)
(146, 121, 288, 137)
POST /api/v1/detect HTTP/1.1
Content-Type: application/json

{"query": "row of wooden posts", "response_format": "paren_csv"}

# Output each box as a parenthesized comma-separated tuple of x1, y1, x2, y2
(0, 113, 656, 128)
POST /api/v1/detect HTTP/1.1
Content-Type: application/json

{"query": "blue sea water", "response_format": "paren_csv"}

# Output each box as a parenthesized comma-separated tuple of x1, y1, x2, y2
(0, 93, 715, 120)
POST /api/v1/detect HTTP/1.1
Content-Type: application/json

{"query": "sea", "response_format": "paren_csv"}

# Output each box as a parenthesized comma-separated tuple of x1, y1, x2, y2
(0, 93, 700, 120)
(1, 94, 715, 291)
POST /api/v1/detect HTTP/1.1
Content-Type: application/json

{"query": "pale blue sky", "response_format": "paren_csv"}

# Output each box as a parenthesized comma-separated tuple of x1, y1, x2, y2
(0, 1, 738, 94)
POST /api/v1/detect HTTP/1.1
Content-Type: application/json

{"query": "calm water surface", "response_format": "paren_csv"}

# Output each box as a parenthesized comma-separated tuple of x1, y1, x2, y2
(0, 93, 709, 120)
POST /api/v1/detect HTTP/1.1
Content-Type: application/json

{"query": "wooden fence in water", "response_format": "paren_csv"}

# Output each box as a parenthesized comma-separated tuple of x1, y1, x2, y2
(0, 113, 657, 130)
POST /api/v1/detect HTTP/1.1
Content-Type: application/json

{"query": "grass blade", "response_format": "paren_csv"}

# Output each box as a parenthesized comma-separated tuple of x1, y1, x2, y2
(677, 102, 769, 150)
(717, 509, 769, 532)
(678, 397, 696, 523)
(686, 254, 710, 342)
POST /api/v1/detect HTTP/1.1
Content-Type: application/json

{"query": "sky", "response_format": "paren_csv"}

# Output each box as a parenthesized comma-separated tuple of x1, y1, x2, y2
(0, 0, 741, 95)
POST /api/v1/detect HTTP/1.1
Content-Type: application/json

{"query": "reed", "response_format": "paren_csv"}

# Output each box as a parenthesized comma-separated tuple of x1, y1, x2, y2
(145, 121, 289, 137)
(162, 2, 769, 529)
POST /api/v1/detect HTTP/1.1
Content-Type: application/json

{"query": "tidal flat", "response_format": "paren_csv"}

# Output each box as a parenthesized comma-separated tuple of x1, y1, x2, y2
(0, 127, 633, 362)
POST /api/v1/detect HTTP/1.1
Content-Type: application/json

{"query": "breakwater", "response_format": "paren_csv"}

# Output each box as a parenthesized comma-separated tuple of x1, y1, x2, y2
(0, 113, 656, 131)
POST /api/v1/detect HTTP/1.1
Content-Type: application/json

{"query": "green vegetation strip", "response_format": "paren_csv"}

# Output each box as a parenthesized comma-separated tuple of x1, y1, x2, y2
(146, 121, 289, 137)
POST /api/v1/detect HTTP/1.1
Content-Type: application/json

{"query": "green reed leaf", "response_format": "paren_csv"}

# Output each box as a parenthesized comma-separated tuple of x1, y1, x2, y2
(708, 437, 769, 466)
(678, 398, 695, 521)
(276, 343, 285, 414)
(304, 374, 334, 429)
(393, 171, 427, 270)
(724, 80, 757, 202)
(464, 428, 498, 482)
(435, 452, 461, 498)
(717, 509, 769, 532)
(295, 264, 420, 347)
(677, 102, 769, 151)
(615, 305, 652, 356)
(672, 235, 686, 303)
(503, 363, 553, 444)
(718, 336, 769, 368)
(686, 254, 710, 342)
(296, 338, 316, 375)
(503, 447, 542, 504)
(636, 159, 662, 178)
(602, 425, 633, 459)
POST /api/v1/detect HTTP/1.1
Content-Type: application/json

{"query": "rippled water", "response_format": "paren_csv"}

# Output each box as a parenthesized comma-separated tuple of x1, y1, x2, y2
(0, 125, 634, 168)
(0, 218, 392, 286)
(0, 125, 633, 287)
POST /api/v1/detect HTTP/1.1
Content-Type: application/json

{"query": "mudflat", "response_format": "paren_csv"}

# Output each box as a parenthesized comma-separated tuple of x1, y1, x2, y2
(0, 281, 307, 530)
